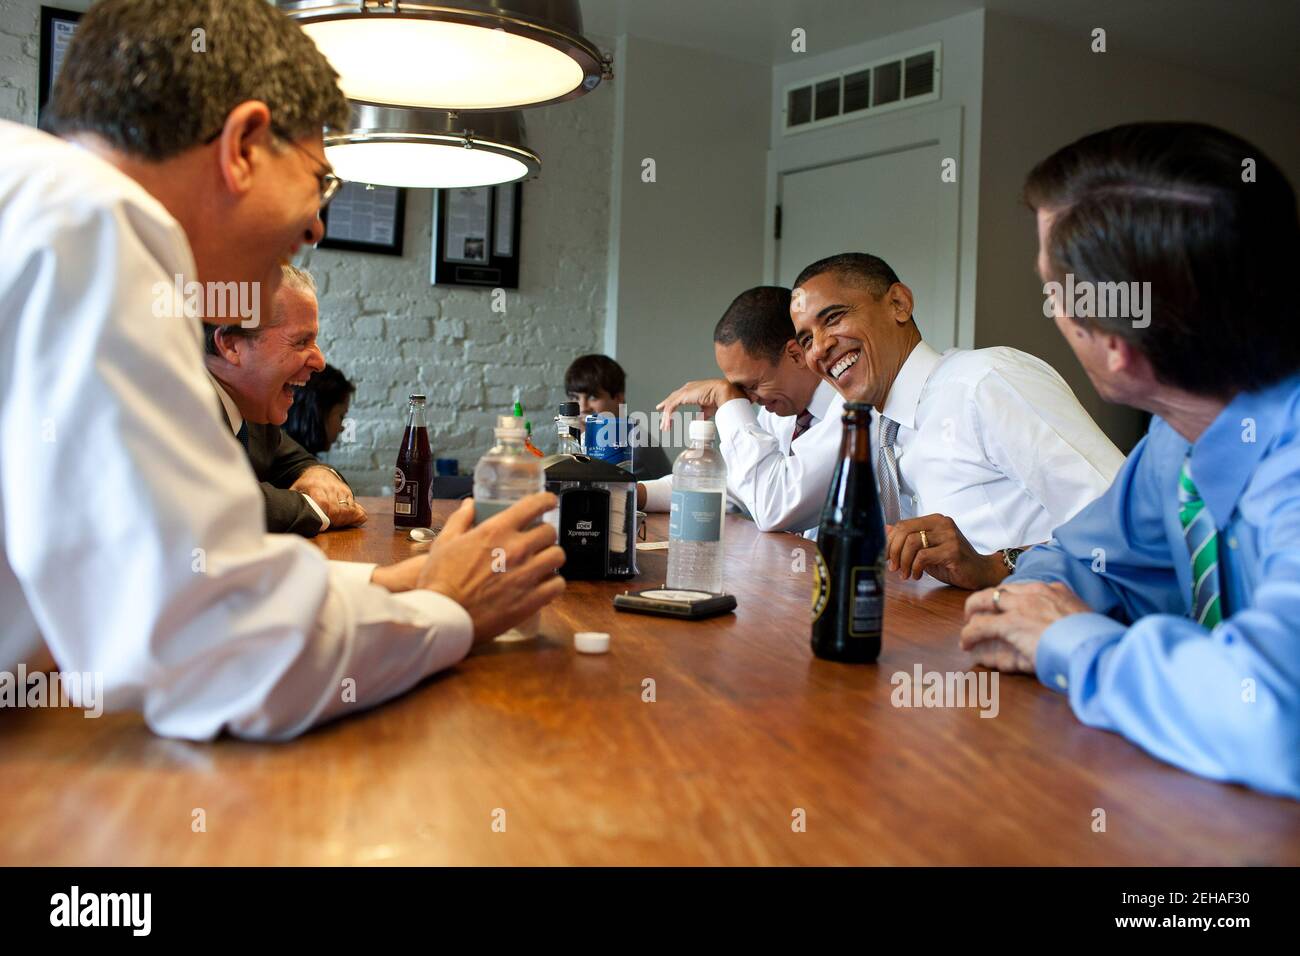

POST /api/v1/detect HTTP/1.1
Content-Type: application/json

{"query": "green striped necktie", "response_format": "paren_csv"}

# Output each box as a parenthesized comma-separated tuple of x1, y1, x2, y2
(1177, 456, 1223, 629)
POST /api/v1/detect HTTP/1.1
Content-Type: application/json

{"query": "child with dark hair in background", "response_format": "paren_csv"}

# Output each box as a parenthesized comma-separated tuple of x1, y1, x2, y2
(564, 354, 672, 480)
(285, 364, 356, 455)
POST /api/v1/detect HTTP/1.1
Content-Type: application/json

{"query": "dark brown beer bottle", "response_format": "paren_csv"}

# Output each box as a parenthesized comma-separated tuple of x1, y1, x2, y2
(811, 402, 884, 662)
(394, 394, 433, 529)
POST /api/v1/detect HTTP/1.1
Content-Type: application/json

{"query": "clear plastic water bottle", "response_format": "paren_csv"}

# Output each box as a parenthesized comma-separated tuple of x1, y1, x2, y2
(474, 415, 546, 639)
(476, 414, 545, 515)
(667, 420, 727, 593)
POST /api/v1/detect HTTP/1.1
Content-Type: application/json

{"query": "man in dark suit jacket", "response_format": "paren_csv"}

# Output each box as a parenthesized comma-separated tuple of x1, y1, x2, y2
(214, 397, 350, 535)
(204, 266, 367, 536)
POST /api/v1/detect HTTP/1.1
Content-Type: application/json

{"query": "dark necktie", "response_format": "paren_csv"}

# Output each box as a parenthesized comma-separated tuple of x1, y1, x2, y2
(236, 422, 250, 452)
(791, 409, 814, 445)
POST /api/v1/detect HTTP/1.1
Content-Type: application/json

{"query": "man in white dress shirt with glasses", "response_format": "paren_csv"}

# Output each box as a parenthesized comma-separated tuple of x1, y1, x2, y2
(0, 0, 563, 740)
(792, 252, 1123, 589)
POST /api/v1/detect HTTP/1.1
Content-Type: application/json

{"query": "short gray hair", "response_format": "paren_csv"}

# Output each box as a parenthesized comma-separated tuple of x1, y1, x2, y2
(203, 264, 317, 356)
(45, 0, 351, 160)
(280, 263, 318, 297)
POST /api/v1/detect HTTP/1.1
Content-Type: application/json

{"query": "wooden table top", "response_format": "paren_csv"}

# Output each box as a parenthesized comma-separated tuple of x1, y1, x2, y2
(2, 496, 1297, 865)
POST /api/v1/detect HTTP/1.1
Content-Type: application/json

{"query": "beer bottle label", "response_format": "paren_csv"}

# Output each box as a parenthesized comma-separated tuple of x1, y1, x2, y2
(849, 566, 884, 636)
(811, 547, 830, 621)
(669, 490, 723, 542)
(811, 545, 884, 636)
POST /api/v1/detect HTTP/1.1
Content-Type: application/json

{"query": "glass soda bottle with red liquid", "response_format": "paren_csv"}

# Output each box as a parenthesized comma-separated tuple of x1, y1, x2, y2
(394, 394, 433, 529)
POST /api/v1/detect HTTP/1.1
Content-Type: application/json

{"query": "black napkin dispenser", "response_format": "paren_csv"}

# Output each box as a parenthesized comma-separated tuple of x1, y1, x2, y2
(543, 455, 639, 581)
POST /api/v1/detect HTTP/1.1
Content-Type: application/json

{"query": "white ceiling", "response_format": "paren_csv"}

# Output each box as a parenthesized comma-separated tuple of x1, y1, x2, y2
(581, 0, 1300, 103)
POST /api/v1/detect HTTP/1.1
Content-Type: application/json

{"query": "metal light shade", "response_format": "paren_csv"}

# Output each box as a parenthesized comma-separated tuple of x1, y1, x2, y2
(324, 104, 541, 188)
(278, 0, 610, 111)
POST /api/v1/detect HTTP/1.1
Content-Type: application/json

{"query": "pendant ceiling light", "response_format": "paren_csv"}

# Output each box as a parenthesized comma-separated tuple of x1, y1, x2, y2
(278, 1, 611, 111)
(324, 104, 540, 189)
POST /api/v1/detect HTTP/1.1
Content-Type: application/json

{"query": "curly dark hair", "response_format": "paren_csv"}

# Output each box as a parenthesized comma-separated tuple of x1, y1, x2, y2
(44, 0, 351, 159)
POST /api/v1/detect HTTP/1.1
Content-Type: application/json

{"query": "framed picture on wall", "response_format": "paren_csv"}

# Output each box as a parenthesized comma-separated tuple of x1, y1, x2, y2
(431, 183, 522, 288)
(38, 6, 82, 121)
(319, 182, 406, 256)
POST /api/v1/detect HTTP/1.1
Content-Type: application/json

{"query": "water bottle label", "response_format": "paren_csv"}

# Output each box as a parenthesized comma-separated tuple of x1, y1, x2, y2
(669, 490, 723, 542)
(475, 499, 512, 524)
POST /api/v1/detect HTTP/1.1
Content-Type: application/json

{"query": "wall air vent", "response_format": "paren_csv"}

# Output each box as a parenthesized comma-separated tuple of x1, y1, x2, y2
(783, 43, 940, 135)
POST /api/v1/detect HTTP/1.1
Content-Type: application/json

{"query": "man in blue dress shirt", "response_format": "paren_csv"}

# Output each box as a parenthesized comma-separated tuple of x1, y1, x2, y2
(960, 122, 1300, 799)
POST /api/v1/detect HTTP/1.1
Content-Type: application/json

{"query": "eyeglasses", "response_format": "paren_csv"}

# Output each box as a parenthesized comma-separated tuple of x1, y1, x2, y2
(271, 125, 343, 208)
(201, 123, 343, 208)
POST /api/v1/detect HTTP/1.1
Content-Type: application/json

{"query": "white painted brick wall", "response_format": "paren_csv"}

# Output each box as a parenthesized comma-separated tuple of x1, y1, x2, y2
(0, 0, 615, 496)
(303, 84, 613, 494)
(0, 0, 61, 127)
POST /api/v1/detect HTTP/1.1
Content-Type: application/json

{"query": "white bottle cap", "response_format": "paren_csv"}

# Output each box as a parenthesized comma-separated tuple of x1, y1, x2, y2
(574, 631, 610, 654)
(689, 420, 716, 442)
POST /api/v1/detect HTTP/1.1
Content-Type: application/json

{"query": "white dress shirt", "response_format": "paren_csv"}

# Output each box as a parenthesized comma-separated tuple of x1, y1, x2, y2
(208, 372, 330, 531)
(879, 340, 1124, 553)
(643, 379, 845, 535)
(0, 120, 472, 740)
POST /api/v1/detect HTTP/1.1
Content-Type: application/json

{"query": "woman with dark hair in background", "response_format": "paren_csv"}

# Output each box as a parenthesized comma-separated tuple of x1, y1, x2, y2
(285, 364, 356, 455)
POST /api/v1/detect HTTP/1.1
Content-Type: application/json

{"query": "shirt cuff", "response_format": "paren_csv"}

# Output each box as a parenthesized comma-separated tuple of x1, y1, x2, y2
(387, 589, 475, 664)
(713, 397, 757, 448)
(331, 560, 378, 586)
(325, 561, 475, 678)
(301, 493, 330, 531)
(642, 475, 673, 512)
(1035, 611, 1126, 695)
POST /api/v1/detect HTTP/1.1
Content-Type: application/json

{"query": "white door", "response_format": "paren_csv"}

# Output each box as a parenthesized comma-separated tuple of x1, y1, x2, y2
(767, 107, 963, 349)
